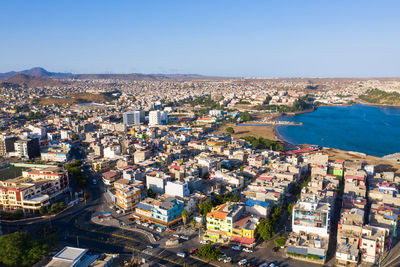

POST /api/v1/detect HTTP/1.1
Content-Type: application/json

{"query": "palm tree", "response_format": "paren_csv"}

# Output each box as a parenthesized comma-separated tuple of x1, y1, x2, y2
(181, 210, 188, 226)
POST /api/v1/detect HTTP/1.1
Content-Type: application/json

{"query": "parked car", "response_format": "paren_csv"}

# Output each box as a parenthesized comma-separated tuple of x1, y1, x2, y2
(116, 210, 122, 214)
(92, 179, 97, 185)
(231, 245, 241, 251)
(136, 221, 141, 225)
(224, 257, 232, 263)
(156, 227, 163, 233)
(219, 244, 229, 249)
(173, 234, 180, 238)
(181, 235, 189, 240)
(242, 247, 254, 253)
(272, 247, 279, 252)
(142, 223, 149, 227)
(238, 259, 248, 266)
(268, 263, 276, 267)
(176, 252, 186, 258)
(218, 255, 227, 261)
(189, 248, 198, 254)
(146, 245, 154, 249)
(148, 225, 154, 230)
(200, 240, 208, 244)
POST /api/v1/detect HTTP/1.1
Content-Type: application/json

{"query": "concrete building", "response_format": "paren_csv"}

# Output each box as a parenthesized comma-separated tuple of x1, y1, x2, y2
(292, 198, 331, 237)
(123, 111, 141, 126)
(116, 185, 141, 211)
(165, 181, 190, 198)
(13, 138, 40, 159)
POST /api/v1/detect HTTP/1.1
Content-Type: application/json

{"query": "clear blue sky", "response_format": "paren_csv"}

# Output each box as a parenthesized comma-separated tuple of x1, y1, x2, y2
(1, 0, 400, 77)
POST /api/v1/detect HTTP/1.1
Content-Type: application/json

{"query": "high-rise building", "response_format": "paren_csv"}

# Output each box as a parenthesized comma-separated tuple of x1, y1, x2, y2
(149, 110, 161, 126)
(0, 136, 17, 156)
(123, 111, 141, 126)
(14, 138, 40, 159)
(149, 110, 168, 126)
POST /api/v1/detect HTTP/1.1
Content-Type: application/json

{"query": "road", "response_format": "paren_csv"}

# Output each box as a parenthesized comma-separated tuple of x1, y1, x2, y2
(0, 161, 333, 267)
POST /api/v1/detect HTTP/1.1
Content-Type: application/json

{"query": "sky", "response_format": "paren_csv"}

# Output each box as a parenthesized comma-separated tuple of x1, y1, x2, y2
(1, 0, 400, 77)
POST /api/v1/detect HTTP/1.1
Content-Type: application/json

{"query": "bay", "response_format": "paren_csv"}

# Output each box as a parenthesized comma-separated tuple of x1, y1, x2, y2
(276, 104, 400, 157)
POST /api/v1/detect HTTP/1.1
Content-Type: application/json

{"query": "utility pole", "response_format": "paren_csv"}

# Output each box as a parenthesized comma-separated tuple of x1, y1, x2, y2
(76, 235, 79, 247)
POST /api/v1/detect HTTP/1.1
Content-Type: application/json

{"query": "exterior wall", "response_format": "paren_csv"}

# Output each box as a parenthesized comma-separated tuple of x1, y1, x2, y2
(146, 175, 165, 194)
(165, 181, 190, 198)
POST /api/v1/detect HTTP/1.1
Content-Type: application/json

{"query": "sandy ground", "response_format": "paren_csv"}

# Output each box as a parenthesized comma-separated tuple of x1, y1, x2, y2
(216, 112, 281, 140)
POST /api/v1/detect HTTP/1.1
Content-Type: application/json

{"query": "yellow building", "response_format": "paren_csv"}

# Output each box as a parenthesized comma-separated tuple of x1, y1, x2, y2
(204, 202, 258, 247)
(116, 185, 141, 211)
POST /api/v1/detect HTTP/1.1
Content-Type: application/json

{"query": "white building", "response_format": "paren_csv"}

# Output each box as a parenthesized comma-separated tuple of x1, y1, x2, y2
(103, 145, 121, 159)
(292, 198, 331, 237)
(149, 110, 168, 126)
(123, 111, 141, 126)
(165, 181, 190, 198)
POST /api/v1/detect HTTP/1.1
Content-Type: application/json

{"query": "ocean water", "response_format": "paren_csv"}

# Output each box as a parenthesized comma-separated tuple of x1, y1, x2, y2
(276, 104, 400, 157)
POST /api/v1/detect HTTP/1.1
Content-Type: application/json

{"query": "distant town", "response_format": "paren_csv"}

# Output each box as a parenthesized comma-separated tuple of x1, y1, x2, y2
(1, 68, 400, 267)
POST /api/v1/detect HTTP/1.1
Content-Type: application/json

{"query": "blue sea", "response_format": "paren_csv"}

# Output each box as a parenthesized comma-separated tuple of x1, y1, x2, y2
(276, 104, 400, 157)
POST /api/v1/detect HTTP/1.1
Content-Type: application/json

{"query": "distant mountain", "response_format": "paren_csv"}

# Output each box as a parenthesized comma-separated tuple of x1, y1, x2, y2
(0, 73, 66, 88)
(0, 67, 219, 81)
(0, 67, 71, 80)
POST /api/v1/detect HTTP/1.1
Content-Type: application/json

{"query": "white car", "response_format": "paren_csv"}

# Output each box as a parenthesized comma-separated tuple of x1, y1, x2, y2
(238, 259, 248, 266)
(176, 252, 186, 258)
(242, 247, 254, 253)
(218, 255, 227, 261)
(173, 234, 180, 238)
(156, 227, 163, 233)
(136, 221, 141, 225)
(181, 235, 189, 240)
(224, 257, 232, 263)
(200, 240, 208, 244)
(148, 225, 154, 230)
(231, 245, 241, 251)
(142, 223, 149, 227)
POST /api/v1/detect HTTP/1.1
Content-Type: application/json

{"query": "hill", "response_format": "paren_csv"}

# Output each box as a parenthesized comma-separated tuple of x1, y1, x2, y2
(39, 91, 120, 106)
(0, 67, 71, 80)
(1, 74, 66, 88)
(359, 89, 400, 106)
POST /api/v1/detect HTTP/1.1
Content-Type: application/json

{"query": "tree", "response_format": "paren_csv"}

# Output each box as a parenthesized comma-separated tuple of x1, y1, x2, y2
(225, 127, 234, 135)
(190, 219, 196, 228)
(274, 237, 285, 247)
(181, 210, 188, 226)
(239, 111, 251, 122)
(256, 218, 274, 241)
(0, 232, 56, 267)
(71, 134, 79, 141)
(39, 206, 47, 216)
(196, 244, 222, 260)
(147, 188, 156, 198)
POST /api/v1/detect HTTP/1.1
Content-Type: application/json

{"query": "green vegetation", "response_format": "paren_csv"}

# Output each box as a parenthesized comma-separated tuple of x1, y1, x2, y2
(71, 133, 79, 141)
(0, 209, 24, 220)
(190, 219, 197, 228)
(196, 244, 222, 260)
(50, 202, 67, 214)
(188, 95, 222, 109)
(287, 252, 321, 260)
(237, 100, 251, 105)
(242, 136, 285, 151)
(198, 199, 213, 216)
(212, 192, 240, 206)
(65, 160, 88, 188)
(0, 232, 58, 266)
(274, 237, 286, 247)
(181, 210, 188, 225)
(26, 111, 43, 120)
(225, 127, 235, 135)
(147, 188, 156, 198)
(238, 111, 251, 122)
(359, 88, 400, 105)
(256, 205, 284, 241)
(256, 96, 311, 112)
